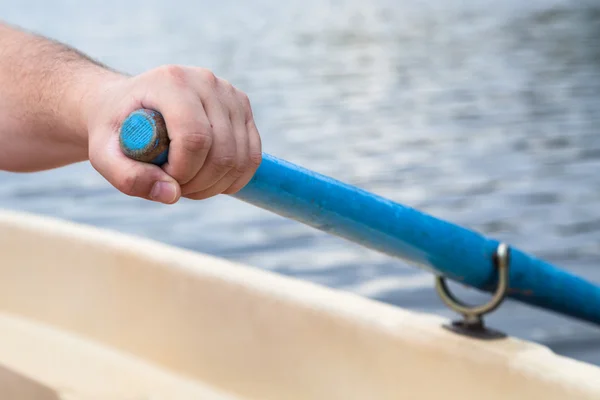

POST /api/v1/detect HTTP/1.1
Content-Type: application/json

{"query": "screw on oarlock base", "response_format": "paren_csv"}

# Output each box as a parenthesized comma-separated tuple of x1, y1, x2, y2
(434, 243, 510, 340)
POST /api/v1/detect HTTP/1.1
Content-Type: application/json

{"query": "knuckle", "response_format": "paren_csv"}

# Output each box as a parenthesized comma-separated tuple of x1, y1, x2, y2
(237, 90, 254, 120)
(232, 159, 248, 177)
(249, 151, 262, 168)
(211, 154, 236, 173)
(237, 90, 250, 107)
(239, 92, 252, 112)
(181, 130, 213, 154)
(198, 68, 218, 87)
(220, 78, 235, 93)
(160, 64, 188, 87)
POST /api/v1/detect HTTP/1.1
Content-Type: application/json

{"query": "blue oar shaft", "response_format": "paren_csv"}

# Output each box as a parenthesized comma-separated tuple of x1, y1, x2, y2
(236, 154, 600, 325)
(120, 109, 600, 326)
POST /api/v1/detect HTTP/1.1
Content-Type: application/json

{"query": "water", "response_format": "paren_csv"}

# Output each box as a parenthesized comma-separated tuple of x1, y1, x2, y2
(2, 0, 600, 366)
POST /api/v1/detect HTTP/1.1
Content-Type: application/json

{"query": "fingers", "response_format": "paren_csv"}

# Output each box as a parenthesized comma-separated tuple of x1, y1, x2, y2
(139, 66, 213, 186)
(179, 82, 237, 196)
(183, 84, 247, 199)
(182, 73, 260, 199)
(223, 92, 262, 194)
(89, 64, 261, 204)
(89, 130, 181, 204)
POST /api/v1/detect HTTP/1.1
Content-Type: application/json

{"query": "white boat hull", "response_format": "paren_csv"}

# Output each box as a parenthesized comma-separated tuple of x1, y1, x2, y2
(1, 209, 599, 399)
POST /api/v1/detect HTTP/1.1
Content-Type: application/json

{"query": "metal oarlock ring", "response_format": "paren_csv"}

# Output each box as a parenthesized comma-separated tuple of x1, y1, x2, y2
(435, 243, 510, 338)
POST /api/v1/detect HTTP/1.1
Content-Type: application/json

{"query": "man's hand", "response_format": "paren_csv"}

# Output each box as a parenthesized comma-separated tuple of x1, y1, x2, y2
(0, 23, 261, 204)
(87, 65, 262, 204)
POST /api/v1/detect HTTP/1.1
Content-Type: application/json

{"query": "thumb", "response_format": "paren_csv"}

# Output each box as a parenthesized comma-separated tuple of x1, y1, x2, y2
(90, 134, 181, 204)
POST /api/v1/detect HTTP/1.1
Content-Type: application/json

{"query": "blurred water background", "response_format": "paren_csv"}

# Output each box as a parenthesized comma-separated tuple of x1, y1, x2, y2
(2, 0, 600, 366)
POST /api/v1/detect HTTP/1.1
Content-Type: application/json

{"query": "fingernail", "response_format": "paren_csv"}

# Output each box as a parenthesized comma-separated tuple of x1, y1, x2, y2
(150, 181, 178, 204)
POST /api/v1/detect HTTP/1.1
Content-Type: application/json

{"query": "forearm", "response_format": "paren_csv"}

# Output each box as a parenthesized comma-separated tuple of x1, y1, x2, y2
(0, 22, 123, 172)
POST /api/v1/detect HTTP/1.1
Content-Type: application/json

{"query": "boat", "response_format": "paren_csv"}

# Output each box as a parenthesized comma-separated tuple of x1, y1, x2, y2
(1, 208, 600, 400)
(2, 108, 600, 399)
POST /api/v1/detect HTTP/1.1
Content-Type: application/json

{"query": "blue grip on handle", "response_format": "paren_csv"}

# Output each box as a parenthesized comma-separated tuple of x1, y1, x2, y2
(120, 109, 169, 165)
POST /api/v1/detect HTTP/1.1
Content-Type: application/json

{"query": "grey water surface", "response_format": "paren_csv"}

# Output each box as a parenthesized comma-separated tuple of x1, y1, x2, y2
(2, 0, 600, 366)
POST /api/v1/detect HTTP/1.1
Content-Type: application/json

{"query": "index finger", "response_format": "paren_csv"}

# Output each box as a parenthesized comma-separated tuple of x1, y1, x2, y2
(141, 84, 213, 186)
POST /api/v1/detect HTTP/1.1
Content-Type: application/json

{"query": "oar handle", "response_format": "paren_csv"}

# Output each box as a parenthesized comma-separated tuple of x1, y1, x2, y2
(119, 108, 600, 327)
(120, 109, 170, 165)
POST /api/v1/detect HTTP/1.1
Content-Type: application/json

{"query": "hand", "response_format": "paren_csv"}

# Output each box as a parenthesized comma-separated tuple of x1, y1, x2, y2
(86, 65, 262, 204)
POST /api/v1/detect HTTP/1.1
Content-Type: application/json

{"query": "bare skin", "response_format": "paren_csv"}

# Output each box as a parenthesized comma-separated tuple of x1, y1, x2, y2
(0, 22, 262, 204)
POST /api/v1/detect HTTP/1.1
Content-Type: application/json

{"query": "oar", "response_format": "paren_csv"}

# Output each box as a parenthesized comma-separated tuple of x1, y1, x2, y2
(119, 109, 600, 328)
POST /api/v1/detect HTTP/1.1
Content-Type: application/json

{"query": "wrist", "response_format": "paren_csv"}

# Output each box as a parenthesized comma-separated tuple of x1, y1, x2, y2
(65, 67, 127, 152)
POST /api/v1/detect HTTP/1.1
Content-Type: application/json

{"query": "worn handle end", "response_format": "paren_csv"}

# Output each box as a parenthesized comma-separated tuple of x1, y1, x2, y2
(119, 109, 170, 166)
